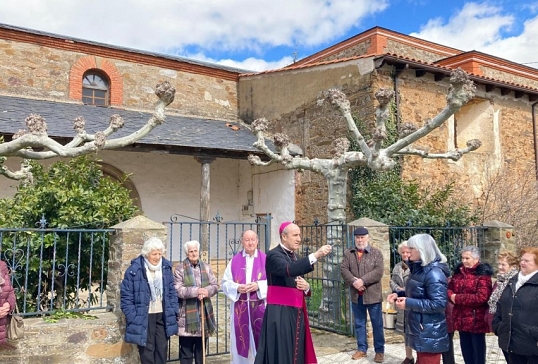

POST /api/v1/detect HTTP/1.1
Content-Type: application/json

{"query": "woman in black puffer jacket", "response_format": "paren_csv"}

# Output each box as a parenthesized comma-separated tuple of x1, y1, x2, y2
(493, 246, 538, 364)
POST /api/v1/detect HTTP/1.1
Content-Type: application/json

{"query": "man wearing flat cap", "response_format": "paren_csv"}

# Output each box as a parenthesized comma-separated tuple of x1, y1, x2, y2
(341, 227, 385, 363)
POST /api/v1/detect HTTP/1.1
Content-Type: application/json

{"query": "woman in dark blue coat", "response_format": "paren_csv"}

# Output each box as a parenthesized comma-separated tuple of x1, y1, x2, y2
(388, 234, 449, 364)
(121, 237, 179, 364)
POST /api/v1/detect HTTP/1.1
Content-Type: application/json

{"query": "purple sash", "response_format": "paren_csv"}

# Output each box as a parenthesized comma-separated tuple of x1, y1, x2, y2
(231, 250, 267, 358)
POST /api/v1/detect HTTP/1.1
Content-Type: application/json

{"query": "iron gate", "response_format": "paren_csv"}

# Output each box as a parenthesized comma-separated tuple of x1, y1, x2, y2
(163, 214, 271, 361)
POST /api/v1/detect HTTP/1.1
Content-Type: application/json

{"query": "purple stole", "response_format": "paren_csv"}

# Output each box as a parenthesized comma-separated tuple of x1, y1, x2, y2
(231, 249, 267, 358)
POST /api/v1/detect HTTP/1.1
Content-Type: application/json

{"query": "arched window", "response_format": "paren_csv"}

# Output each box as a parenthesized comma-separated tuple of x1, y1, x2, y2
(82, 71, 110, 106)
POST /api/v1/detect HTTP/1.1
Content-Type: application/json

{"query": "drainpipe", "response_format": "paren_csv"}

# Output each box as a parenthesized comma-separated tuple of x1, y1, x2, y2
(531, 101, 538, 180)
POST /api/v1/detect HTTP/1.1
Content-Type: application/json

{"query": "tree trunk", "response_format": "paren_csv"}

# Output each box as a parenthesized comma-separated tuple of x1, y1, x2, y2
(319, 168, 348, 324)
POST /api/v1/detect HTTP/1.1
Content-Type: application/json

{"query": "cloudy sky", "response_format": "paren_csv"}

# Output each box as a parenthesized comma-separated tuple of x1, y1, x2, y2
(0, 0, 536, 72)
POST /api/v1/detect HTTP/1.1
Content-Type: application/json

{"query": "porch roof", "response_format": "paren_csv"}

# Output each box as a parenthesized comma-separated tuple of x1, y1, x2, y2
(0, 95, 274, 159)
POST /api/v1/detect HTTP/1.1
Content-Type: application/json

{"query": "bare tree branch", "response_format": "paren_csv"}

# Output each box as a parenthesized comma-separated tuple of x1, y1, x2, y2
(0, 81, 176, 180)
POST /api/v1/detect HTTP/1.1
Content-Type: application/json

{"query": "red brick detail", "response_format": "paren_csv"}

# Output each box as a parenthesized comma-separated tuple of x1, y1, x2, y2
(366, 34, 388, 55)
(69, 56, 123, 105)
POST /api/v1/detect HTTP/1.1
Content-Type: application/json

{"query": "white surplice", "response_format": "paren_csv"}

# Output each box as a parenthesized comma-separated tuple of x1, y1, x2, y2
(221, 250, 268, 364)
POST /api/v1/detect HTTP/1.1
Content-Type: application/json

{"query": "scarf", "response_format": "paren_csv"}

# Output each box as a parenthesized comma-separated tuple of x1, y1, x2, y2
(488, 268, 518, 313)
(144, 257, 163, 310)
(516, 270, 538, 292)
(182, 258, 216, 335)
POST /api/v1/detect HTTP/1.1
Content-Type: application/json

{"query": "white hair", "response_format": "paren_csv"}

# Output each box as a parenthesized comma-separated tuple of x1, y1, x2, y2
(397, 240, 408, 254)
(183, 240, 200, 254)
(407, 234, 447, 266)
(460, 245, 481, 260)
(141, 237, 166, 256)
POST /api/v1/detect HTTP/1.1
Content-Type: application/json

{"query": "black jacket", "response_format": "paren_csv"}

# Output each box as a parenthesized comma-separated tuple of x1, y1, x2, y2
(492, 272, 538, 356)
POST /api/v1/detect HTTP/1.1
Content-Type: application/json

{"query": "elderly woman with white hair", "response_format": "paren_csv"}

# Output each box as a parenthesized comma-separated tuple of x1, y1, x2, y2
(387, 234, 450, 364)
(120, 237, 179, 364)
(389, 241, 414, 364)
(448, 245, 492, 364)
(174, 240, 218, 364)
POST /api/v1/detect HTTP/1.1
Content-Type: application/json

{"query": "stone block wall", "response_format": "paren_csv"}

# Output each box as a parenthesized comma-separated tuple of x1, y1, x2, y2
(0, 39, 239, 120)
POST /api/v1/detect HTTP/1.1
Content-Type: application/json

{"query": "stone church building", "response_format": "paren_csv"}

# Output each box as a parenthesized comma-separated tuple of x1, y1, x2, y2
(1, 24, 537, 246)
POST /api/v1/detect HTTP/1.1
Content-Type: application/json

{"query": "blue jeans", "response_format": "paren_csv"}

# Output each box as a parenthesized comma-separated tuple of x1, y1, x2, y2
(351, 296, 385, 353)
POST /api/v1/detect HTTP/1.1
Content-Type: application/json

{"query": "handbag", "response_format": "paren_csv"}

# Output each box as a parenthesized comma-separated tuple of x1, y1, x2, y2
(7, 303, 24, 341)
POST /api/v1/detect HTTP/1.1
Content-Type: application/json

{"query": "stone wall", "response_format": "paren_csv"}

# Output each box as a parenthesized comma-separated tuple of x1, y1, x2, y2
(0, 39, 239, 120)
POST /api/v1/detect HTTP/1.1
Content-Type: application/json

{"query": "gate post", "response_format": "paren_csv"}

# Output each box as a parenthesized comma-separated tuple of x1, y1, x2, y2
(481, 220, 515, 267)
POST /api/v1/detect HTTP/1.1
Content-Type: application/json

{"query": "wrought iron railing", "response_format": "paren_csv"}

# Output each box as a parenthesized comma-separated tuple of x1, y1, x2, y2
(0, 226, 114, 317)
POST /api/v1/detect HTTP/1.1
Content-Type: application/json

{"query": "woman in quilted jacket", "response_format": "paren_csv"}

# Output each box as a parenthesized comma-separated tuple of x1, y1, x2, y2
(448, 246, 493, 364)
(120, 237, 179, 364)
(388, 234, 450, 364)
(0, 259, 16, 345)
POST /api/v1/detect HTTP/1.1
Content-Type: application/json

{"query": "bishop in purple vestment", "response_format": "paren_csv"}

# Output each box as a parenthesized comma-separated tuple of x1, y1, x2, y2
(222, 230, 268, 364)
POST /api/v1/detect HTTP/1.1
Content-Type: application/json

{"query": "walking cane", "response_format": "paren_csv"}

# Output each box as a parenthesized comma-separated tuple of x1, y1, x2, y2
(200, 298, 206, 364)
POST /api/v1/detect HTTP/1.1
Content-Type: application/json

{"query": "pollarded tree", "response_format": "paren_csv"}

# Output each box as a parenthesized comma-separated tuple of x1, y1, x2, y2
(0, 81, 175, 181)
(248, 68, 481, 323)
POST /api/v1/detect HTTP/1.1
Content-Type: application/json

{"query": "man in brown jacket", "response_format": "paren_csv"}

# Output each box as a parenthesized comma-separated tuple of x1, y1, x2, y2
(341, 227, 385, 363)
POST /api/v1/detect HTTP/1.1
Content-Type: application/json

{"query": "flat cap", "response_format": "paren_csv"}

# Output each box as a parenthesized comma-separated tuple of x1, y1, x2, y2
(353, 227, 369, 236)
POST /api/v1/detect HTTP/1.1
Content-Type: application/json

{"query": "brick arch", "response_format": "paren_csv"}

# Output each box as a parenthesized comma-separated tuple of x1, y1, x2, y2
(69, 56, 123, 106)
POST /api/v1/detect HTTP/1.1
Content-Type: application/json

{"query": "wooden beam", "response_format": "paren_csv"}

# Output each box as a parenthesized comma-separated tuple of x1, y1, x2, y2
(485, 84, 495, 93)
(500, 88, 511, 96)
(415, 70, 427, 78)
(434, 73, 445, 82)
(514, 91, 524, 99)
(529, 94, 538, 102)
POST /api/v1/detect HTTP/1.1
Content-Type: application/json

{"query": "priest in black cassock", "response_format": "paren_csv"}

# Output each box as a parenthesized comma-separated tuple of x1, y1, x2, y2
(254, 221, 332, 364)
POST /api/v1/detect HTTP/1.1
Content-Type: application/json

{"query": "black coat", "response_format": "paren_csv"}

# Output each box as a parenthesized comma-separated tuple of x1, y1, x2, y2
(492, 272, 538, 356)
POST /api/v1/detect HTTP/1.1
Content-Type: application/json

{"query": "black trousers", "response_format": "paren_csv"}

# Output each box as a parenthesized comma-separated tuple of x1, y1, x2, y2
(459, 332, 486, 364)
(179, 336, 208, 364)
(507, 352, 538, 364)
(138, 313, 167, 364)
(441, 332, 455, 364)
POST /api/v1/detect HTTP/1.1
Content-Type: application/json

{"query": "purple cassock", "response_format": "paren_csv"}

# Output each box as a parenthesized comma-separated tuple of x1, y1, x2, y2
(231, 250, 267, 358)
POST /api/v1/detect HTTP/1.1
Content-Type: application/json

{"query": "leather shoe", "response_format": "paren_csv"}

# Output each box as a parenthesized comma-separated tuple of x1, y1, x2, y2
(401, 358, 415, 364)
(374, 352, 385, 363)
(351, 351, 367, 360)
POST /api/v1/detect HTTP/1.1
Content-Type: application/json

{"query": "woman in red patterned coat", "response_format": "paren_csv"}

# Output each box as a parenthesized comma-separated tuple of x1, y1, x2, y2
(0, 260, 16, 345)
(447, 246, 493, 364)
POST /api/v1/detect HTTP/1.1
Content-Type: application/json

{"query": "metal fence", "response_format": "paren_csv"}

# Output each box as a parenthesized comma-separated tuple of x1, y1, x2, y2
(389, 225, 488, 270)
(299, 223, 354, 335)
(0, 224, 114, 317)
(163, 215, 271, 361)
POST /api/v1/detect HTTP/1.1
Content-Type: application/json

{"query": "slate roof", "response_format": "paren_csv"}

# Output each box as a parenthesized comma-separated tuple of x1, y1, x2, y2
(0, 95, 271, 158)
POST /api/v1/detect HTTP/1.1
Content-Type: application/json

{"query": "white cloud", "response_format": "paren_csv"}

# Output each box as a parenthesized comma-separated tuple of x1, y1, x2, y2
(185, 52, 294, 73)
(0, 0, 387, 55)
(410, 2, 514, 50)
(409, 2, 538, 67)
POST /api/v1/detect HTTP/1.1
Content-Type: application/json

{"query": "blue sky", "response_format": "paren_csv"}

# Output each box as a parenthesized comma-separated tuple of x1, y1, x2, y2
(0, 0, 536, 71)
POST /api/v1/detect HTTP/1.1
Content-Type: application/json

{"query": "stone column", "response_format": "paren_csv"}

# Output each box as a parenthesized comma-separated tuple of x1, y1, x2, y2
(195, 156, 215, 252)
(107, 215, 167, 311)
(481, 220, 516, 267)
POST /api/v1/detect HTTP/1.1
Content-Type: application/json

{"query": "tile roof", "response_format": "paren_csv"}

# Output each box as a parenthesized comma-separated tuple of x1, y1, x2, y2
(241, 53, 538, 95)
(0, 96, 272, 157)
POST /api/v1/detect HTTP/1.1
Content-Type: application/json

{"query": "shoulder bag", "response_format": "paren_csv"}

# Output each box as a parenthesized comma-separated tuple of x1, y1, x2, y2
(7, 303, 24, 341)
